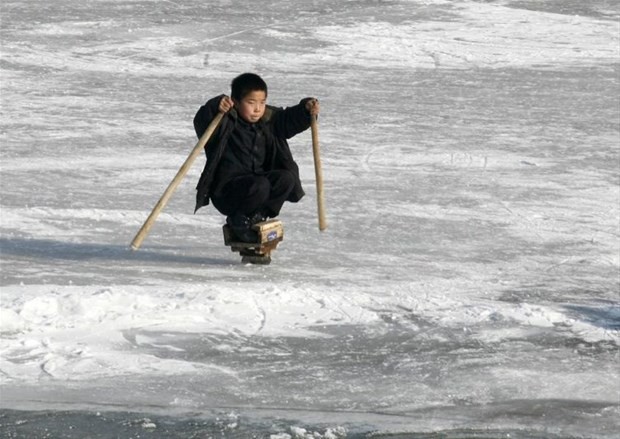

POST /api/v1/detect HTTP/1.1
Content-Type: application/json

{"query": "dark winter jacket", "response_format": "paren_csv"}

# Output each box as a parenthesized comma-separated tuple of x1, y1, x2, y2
(193, 95, 310, 213)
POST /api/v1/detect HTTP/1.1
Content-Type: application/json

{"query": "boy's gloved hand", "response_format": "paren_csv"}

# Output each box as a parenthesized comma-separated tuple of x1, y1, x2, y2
(219, 95, 234, 113)
(306, 98, 320, 116)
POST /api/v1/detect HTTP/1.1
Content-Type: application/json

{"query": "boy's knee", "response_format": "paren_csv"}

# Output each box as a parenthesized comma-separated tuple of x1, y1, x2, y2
(252, 176, 271, 197)
(275, 170, 295, 187)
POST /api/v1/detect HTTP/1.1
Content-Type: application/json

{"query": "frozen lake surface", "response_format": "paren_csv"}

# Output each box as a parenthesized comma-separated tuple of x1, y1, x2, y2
(1, 0, 619, 437)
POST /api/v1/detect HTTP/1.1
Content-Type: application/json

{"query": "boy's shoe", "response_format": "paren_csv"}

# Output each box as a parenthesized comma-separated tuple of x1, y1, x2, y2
(249, 210, 268, 225)
(226, 213, 258, 243)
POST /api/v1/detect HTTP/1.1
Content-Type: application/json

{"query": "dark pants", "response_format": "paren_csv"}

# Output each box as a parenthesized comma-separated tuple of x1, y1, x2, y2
(211, 170, 295, 218)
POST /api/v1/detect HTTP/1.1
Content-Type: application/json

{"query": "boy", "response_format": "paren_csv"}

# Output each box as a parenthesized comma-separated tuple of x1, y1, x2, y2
(193, 73, 320, 242)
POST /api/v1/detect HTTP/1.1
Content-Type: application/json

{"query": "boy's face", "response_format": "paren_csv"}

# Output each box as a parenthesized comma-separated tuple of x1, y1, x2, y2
(235, 90, 267, 123)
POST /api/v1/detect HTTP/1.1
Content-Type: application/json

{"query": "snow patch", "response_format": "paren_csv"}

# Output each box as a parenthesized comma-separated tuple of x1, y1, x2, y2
(311, 3, 619, 69)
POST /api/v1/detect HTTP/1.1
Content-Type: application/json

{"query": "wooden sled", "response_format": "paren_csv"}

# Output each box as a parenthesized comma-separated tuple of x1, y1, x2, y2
(223, 219, 284, 265)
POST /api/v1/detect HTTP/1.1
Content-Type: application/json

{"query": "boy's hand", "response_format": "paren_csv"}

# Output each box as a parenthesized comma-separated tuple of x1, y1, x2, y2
(218, 95, 234, 113)
(306, 98, 320, 116)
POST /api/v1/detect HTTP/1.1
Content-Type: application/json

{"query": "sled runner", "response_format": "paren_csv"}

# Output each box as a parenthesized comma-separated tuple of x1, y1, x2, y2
(223, 219, 284, 265)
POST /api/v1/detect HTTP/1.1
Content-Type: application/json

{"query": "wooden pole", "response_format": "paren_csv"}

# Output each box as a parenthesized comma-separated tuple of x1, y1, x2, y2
(130, 112, 224, 251)
(311, 115, 327, 231)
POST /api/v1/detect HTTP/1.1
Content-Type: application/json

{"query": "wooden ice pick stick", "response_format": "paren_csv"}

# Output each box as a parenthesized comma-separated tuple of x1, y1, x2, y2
(311, 115, 327, 231)
(130, 112, 224, 251)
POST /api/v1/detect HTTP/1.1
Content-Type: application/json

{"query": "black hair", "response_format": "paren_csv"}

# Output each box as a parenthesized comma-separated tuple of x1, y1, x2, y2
(231, 73, 268, 101)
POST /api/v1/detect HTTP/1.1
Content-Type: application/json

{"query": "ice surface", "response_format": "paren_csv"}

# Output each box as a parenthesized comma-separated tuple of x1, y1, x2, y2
(1, 0, 619, 437)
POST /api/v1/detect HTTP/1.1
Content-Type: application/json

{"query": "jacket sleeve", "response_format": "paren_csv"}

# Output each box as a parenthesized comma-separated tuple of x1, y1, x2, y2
(267, 101, 310, 203)
(271, 98, 313, 140)
(194, 94, 225, 138)
(193, 95, 227, 212)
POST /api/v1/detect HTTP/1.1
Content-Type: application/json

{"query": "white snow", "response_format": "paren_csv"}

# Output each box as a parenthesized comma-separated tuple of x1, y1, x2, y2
(311, 2, 619, 69)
